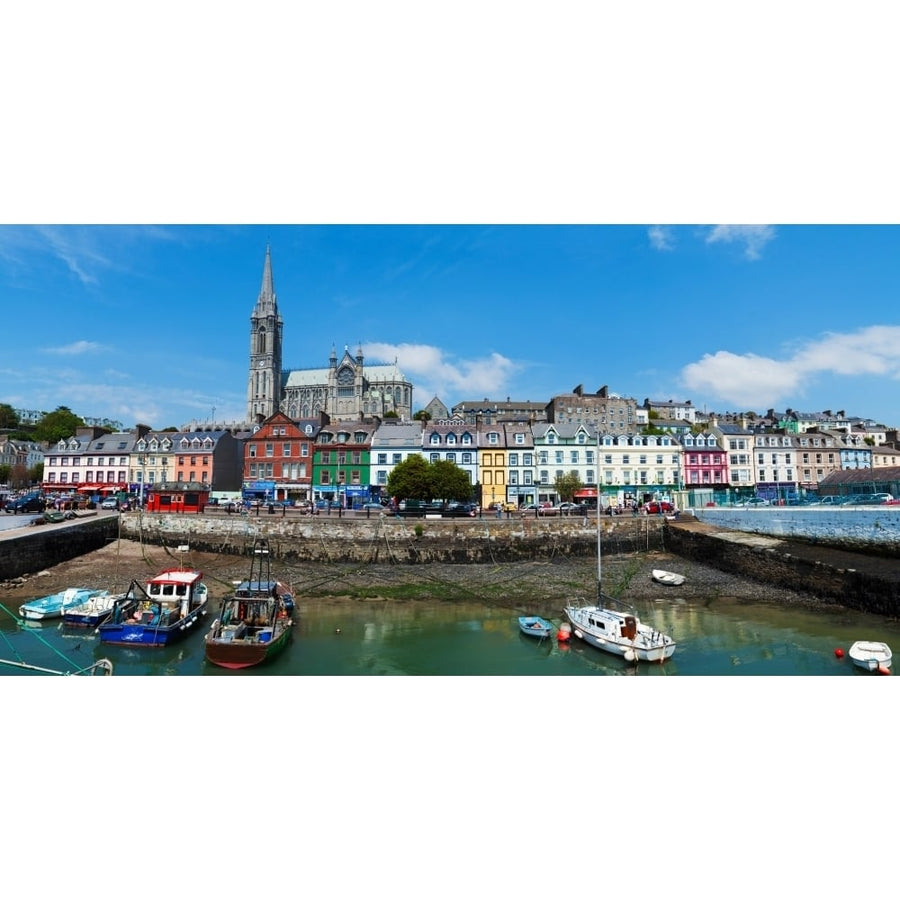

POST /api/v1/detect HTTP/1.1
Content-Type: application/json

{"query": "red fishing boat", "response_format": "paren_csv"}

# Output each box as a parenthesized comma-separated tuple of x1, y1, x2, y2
(204, 539, 294, 669)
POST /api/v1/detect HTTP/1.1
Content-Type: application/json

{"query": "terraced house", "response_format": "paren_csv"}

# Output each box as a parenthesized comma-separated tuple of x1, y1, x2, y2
(369, 420, 426, 498)
(312, 419, 376, 508)
(242, 411, 316, 505)
(596, 432, 682, 508)
(423, 419, 478, 487)
(532, 423, 597, 506)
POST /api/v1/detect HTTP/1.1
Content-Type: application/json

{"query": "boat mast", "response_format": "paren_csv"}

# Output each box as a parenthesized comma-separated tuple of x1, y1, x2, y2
(596, 432, 602, 604)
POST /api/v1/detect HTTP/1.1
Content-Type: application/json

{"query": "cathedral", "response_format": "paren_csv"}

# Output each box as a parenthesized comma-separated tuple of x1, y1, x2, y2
(246, 247, 414, 424)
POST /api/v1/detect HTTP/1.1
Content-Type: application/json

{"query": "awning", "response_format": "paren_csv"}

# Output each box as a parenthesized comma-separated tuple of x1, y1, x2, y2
(574, 488, 598, 497)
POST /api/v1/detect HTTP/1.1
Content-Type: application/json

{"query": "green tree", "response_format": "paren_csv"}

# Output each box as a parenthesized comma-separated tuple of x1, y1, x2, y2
(32, 407, 85, 443)
(28, 462, 44, 484)
(413, 409, 432, 421)
(0, 403, 19, 429)
(429, 459, 474, 502)
(0, 463, 11, 484)
(386, 455, 473, 503)
(554, 470, 583, 503)
(387, 454, 432, 501)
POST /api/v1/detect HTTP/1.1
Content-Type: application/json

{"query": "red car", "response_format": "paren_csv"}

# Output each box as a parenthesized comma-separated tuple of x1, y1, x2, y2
(644, 500, 674, 514)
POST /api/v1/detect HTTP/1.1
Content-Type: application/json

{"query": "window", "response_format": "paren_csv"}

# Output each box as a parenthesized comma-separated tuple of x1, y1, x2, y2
(283, 443, 292, 456)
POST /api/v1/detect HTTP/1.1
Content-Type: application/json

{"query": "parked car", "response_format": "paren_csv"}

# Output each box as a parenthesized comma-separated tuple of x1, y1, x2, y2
(519, 503, 540, 514)
(557, 502, 586, 514)
(5, 492, 44, 514)
(537, 504, 559, 516)
(445, 501, 477, 517)
(742, 497, 769, 507)
(361, 502, 386, 511)
(644, 500, 674, 514)
(100, 497, 118, 510)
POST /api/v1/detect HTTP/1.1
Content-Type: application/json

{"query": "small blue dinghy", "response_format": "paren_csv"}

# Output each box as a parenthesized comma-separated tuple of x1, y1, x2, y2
(518, 615, 553, 639)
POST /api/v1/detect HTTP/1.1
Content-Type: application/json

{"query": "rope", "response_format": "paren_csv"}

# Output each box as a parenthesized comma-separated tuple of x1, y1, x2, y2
(0, 601, 95, 674)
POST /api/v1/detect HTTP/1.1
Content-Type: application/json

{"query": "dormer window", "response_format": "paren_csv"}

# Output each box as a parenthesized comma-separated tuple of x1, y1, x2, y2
(430, 434, 441, 445)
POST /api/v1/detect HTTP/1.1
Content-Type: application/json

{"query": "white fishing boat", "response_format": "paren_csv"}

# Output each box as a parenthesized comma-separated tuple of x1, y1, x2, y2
(848, 641, 892, 672)
(652, 568, 685, 586)
(563, 439, 676, 663)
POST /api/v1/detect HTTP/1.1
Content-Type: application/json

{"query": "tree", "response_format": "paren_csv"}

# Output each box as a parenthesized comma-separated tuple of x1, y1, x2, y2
(413, 409, 432, 421)
(387, 455, 473, 502)
(554, 470, 583, 503)
(28, 462, 44, 484)
(429, 459, 474, 502)
(0, 403, 19, 429)
(0, 463, 10, 485)
(32, 407, 85, 444)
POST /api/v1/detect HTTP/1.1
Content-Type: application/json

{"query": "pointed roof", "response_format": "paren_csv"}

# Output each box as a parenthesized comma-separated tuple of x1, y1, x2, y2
(253, 245, 279, 318)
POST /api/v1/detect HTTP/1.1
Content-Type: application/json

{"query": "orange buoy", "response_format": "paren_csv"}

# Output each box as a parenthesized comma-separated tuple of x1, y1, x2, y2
(876, 665, 891, 675)
(834, 648, 844, 659)
(557, 628, 570, 642)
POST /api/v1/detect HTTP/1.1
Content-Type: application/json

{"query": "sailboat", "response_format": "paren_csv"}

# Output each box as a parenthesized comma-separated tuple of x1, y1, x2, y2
(563, 451, 676, 663)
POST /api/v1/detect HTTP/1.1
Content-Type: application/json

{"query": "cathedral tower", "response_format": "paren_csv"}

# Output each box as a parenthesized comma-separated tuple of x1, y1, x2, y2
(247, 245, 284, 422)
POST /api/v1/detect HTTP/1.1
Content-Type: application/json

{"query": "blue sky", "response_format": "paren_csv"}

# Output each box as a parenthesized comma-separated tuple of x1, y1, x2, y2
(2, 224, 900, 430)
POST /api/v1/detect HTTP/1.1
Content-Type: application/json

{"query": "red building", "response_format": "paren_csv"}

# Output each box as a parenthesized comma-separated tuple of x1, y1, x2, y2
(242, 411, 318, 504)
(144, 483, 210, 514)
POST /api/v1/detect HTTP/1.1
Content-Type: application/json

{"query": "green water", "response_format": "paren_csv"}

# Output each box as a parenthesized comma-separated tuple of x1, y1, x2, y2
(3, 593, 899, 676)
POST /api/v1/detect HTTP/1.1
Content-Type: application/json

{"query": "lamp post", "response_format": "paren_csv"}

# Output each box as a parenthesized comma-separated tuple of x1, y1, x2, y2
(138, 454, 146, 509)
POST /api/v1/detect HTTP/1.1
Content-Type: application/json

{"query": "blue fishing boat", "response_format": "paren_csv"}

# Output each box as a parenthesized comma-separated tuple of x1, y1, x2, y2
(19, 588, 109, 622)
(518, 615, 553, 639)
(98, 567, 209, 647)
(63, 583, 140, 628)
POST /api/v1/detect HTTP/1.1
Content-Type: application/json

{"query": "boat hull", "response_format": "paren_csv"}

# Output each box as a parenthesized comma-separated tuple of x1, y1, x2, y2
(98, 601, 208, 647)
(848, 641, 892, 672)
(518, 616, 553, 638)
(651, 569, 685, 586)
(564, 605, 676, 662)
(20, 589, 107, 621)
(205, 622, 292, 669)
(62, 594, 120, 628)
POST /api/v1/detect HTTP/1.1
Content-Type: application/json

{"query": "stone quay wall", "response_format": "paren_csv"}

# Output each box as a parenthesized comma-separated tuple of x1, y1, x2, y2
(116, 511, 667, 564)
(0, 516, 120, 582)
(667, 516, 900, 616)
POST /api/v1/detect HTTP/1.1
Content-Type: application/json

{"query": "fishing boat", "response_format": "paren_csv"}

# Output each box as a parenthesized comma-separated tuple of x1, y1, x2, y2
(652, 568, 685, 586)
(62, 582, 140, 628)
(563, 440, 676, 663)
(19, 587, 109, 622)
(98, 564, 209, 647)
(848, 640, 892, 673)
(518, 615, 553, 638)
(204, 539, 294, 669)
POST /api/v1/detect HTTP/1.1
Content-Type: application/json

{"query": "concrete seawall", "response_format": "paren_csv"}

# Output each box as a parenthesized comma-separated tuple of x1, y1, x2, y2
(690, 505, 900, 553)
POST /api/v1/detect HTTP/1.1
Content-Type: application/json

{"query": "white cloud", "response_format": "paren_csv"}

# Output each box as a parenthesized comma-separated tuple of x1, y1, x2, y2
(706, 225, 776, 260)
(648, 225, 674, 251)
(364, 342, 521, 402)
(680, 325, 900, 410)
(42, 340, 104, 355)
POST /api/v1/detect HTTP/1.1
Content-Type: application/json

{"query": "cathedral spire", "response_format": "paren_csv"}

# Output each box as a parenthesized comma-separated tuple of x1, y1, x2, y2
(256, 244, 277, 314)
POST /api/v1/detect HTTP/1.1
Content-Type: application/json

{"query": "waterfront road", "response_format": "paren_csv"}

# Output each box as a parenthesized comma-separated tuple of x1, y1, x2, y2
(0, 508, 119, 535)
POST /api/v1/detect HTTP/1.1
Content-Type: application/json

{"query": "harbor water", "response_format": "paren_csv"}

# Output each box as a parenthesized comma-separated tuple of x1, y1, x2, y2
(3, 590, 900, 676)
